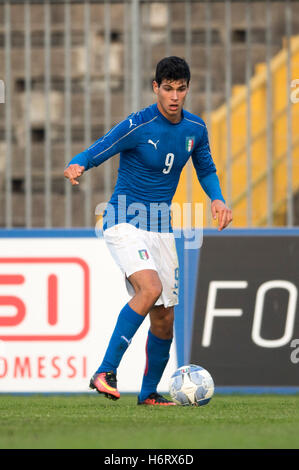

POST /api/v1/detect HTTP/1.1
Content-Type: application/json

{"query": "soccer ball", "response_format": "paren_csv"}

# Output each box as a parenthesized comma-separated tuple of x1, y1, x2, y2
(169, 364, 214, 406)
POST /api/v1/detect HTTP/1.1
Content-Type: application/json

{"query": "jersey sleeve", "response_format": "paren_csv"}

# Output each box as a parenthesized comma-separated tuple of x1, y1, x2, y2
(192, 124, 225, 202)
(191, 124, 216, 179)
(66, 114, 139, 171)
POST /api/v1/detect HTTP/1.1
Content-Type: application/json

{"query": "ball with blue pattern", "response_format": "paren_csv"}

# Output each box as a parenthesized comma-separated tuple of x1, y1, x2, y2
(169, 364, 214, 406)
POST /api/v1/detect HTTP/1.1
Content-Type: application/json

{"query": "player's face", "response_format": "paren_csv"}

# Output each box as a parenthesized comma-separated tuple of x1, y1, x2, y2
(153, 79, 189, 123)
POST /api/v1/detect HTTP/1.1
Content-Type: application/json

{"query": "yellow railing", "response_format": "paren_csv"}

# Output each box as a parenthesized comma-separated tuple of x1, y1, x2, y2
(173, 35, 299, 227)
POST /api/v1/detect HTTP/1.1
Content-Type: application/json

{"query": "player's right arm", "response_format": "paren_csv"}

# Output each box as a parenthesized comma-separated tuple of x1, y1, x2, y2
(64, 164, 85, 186)
(64, 114, 139, 185)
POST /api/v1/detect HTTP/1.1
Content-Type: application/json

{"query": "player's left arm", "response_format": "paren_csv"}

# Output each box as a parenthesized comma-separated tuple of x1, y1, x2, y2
(211, 197, 233, 232)
(191, 125, 232, 231)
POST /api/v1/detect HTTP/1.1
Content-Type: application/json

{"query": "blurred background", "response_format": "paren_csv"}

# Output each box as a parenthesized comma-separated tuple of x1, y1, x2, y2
(0, 0, 299, 229)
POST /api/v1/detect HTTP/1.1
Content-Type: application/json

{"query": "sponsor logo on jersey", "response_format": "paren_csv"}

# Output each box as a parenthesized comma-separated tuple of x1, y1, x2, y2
(148, 139, 159, 150)
(129, 118, 136, 128)
(138, 249, 149, 260)
(186, 136, 195, 152)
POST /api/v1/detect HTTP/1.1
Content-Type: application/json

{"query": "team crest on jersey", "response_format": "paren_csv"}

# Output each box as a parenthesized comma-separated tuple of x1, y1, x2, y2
(186, 136, 195, 152)
(138, 249, 149, 260)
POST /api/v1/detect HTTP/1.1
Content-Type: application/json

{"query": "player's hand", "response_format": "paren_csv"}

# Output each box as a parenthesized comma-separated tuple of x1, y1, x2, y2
(64, 164, 85, 186)
(211, 199, 232, 231)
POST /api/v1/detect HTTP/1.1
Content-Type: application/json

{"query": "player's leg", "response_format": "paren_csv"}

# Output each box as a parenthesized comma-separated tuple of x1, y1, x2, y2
(137, 305, 176, 406)
(137, 231, 179, 405)
(96, 269, 162, 372)
(149, 304, 174, 340)
(127, 268, 162, 315)
(90, 223, 162, 399)
(90, 269, 162, 399)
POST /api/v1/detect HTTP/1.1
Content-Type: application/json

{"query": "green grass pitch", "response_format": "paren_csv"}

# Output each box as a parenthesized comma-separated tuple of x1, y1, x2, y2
(0, 394, 299, 449)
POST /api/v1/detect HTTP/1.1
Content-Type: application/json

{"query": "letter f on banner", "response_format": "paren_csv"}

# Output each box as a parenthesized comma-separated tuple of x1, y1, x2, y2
(202, 281, 248, 347)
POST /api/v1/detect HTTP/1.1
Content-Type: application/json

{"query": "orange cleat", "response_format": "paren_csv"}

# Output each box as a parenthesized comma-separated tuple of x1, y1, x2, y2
(137, 392, 177, 406)
(89, 371, 120, 400)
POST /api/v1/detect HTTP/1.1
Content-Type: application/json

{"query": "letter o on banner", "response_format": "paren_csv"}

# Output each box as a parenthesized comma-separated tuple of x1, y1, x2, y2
(252, 280, 298, 348)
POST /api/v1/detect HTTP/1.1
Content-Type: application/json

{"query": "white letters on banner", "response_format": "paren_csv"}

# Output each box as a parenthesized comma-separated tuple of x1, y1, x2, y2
(203, 279, 298, 349)
(202, 281, 248, 347)
(252, 280, 298, 348)
(290, 339, 299, 364)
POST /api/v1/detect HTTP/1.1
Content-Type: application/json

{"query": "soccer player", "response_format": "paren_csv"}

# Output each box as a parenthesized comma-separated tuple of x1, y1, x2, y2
(64, 56, 232, 405)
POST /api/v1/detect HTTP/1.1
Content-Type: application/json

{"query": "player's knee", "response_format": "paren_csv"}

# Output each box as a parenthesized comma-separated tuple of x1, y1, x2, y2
(150, 284, 163, 303)
(142, 281, 163, 304)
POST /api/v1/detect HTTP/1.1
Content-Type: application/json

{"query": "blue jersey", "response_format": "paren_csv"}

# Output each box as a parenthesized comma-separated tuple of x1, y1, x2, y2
(68, 103, 224, 231)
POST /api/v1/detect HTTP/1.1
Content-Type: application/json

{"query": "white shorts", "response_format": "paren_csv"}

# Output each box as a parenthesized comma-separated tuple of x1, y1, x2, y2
(103, 223, 179, 308)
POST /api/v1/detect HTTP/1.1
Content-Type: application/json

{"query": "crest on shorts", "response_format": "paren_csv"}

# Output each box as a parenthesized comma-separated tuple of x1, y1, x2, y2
(186, 136, 195, 152)
(138, 249, 149, 260)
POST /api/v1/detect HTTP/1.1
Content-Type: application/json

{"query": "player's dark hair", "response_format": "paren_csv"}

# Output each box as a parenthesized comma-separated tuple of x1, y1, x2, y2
(154, 56, 191, 87)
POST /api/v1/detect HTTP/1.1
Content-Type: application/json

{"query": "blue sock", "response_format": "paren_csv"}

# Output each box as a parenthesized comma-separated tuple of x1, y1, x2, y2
(96, 303, 145, 374)
(138, 330, 173, 402)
